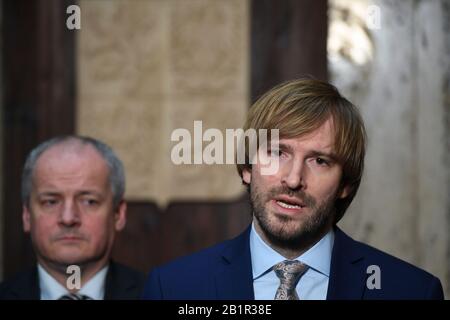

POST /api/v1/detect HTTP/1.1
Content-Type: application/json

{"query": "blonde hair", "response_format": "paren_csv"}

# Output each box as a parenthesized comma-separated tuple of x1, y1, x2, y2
(237, 78, 366, 223)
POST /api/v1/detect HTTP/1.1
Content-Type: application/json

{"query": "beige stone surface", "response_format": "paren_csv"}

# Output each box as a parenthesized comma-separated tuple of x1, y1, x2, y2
(77, 0, 249, 206)
(169, 0, 248, 97)
(164, 97, 247, 204)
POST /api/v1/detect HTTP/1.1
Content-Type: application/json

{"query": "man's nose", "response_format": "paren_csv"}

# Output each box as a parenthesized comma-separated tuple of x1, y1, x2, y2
(281, 158, 306, 190)
(58, 200, 81, 227)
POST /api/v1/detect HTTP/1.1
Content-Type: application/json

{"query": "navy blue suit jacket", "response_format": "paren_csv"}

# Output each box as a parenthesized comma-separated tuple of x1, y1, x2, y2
(142, 227, 444, 300)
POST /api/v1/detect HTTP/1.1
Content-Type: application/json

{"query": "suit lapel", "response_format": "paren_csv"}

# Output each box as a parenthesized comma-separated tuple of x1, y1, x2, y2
(327, 227, 367, 300)
(214, 227, 255, 300)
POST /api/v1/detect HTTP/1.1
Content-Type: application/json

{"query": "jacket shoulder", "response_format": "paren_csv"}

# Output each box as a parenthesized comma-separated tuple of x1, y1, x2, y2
(351, 233, 438, 278)
(335, 228, 444, 299)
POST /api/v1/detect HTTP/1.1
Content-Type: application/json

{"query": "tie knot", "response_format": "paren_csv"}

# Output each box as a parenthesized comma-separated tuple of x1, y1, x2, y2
(58, 293, 92, 300)
(273, 260, 308, 300)
(273, 260, 307, 280)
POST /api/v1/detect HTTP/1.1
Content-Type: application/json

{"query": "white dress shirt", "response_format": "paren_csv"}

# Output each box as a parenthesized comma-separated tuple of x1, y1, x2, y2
(250, 222, 334, 300)
(38, 264, 109, 300)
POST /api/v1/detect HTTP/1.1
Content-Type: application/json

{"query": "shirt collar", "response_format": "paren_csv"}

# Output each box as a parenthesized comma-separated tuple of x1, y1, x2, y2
(250, 222, 334, 279)
(38, 264, 68, 300)
(78, 265, 108, 300)
(38, 264, 109, 300)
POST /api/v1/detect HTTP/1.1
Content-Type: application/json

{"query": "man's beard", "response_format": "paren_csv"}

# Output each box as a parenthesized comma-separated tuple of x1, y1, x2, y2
(250, 183, 337, 251)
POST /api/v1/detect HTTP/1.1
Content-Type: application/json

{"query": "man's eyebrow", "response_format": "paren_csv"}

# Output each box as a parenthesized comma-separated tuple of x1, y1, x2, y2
(275, 143, 338, 160)
(37, 190, 103, 197)
(277, 142, 294, 153)
(77, 190, 103, 197)
(307, 150, 339, 161)
(36, 191, 61, 197)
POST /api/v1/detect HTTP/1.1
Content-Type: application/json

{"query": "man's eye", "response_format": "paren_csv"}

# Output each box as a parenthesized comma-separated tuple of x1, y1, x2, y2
(316, 157, 329, 166)
(269, 149, 282, 157)
(42, 199, 59, 206)
(82, 199, 99, 206)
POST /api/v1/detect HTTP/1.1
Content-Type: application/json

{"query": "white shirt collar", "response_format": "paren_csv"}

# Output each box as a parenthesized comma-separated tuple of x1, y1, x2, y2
(38, 264, 109, 300)
(250, 222, 334, 279)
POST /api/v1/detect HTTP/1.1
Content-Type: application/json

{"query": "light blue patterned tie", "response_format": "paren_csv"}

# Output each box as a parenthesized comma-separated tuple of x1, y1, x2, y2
(273, 260, 308, 300)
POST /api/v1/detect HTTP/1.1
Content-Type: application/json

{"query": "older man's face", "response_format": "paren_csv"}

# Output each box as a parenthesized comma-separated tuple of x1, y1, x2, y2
(22, 143, 126, 271)
(243, 118, 350, 250)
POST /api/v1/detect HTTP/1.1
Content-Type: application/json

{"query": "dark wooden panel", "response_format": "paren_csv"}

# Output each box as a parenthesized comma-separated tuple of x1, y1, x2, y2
(111, 202, 163, 274)
(251, 0, 328, 102)
(2, 0, 76, 277)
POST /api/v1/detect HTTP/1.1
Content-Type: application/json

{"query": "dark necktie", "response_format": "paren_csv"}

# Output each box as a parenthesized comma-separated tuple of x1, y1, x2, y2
(58, 293, 92, 300)
(273, 260, 308, 300)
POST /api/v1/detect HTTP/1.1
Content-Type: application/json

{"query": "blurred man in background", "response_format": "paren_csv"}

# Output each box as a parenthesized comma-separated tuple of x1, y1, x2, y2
(0, 136, 144, 300)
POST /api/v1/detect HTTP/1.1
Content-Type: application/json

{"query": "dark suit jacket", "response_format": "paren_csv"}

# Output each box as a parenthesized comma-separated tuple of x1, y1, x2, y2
(142, 226, 444, 300)
(0, 261, 145, 300)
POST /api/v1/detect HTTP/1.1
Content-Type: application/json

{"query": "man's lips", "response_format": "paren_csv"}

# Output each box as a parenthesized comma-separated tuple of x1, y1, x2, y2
(55, 235, 84, 241)
(272, 195, 306, 208)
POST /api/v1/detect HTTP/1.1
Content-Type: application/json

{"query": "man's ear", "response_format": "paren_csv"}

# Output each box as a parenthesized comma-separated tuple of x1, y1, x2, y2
(242, 167, 251, 185)
(114, 200, 127, 231)
(22, 205, 31, 233)
(338, 184, 352, 199)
